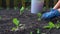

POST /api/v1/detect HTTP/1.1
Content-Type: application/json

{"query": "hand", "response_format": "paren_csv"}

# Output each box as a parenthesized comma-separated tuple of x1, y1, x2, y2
(41, 0, 60, 20)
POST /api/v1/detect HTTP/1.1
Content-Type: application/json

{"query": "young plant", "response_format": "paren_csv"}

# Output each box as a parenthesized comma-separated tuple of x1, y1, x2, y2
(14, 7, 18, 10)
(11, 18, 20, 31)
(37, 13, 42, 21)
(11, 27, 17, 31)
(13, 18, 20, 27)
(55, 21, 60, 29)
(43, 7, 47, 11)
(20, 6, 24, 15)
(43, 21, 55, 29)
(37, 29, 40, 34)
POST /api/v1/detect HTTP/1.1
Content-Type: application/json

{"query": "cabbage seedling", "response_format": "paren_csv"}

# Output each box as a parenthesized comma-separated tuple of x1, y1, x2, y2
(20, 6, 24, 15)
(37, 13, 42, 21)
(55, 21, 60, 29)
(37, 29, 40, 34)
(14, 7, 18, 10)
(13, 18, 20, 27)
(11, 18, 20, 31)
(43, 21, 55, 29)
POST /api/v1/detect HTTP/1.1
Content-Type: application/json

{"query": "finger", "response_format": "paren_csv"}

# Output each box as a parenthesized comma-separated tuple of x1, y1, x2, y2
(57, 8, 60, 12)
(53, 0, 60, 9)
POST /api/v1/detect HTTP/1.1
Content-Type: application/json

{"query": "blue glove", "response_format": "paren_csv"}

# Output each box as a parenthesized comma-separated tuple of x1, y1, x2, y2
(41, 9, 60, 20)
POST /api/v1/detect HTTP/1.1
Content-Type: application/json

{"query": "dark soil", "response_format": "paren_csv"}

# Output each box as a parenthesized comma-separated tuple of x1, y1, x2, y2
(0, 8, 60, 34)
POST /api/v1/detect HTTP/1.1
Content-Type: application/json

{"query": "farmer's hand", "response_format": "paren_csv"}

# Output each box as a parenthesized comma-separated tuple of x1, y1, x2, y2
(41, 9, 60, 20)
(41, 0, 60, 20)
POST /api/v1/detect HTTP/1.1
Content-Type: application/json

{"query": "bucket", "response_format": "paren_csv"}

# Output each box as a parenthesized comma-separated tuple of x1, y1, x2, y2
(31, 0, 44, 14)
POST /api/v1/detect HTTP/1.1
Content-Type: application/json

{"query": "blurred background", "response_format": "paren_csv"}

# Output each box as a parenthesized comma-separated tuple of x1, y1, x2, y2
(0, 0, 58, 9)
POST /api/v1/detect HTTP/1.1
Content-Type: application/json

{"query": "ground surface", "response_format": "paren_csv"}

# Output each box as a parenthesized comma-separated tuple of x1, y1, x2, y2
(0, 8, 60, 34)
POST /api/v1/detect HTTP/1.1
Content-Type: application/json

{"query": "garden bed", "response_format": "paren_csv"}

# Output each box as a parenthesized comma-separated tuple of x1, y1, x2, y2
(0, 8, 60, 34)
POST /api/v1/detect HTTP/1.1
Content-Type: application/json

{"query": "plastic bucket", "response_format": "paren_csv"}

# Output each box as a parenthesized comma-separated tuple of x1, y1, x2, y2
(31, 0, 44, 14)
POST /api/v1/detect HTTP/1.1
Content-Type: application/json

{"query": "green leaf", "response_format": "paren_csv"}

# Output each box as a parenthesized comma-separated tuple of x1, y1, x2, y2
(55, 22, 60, 29)
(13, 18, 20, 26)
(37, 29, 40, 34)
(48, 22, 55, 28)
(20, 6, 24, 12)
(20, 6, 24, 15)
(43, 22, 55, 29)
(11, 27, 17, 31)
(43, 26, 50, 29)
(37, 13, 42, 18)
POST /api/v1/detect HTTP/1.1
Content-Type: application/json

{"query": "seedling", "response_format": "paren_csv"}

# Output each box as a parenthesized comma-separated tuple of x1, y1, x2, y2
(37, 29, 40, 34)
(11, 27, 17, 31)
(55, 21, 60, 29)
(20, 6, 24, 15)
(43, 7, 47, 11)
(43, 21, 55, 29)
(14, 7, 18, 10)
(11, 18, 20, 31)
(37, 13, 42, 21)
(41, 33, 46, 34)
(13, 18, 20, 27)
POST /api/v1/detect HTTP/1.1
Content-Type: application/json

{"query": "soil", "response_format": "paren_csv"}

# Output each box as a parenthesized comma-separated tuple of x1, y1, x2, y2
(0, 8, 60, 34)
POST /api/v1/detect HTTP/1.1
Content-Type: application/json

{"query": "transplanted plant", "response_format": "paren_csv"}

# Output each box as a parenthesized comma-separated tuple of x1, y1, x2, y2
(55, 20, 60, 29)
(37, 13, 42, 21)
(13, 18, 20, 27)
(43, 21, 55, 29)
(11, 18, 20, 31)
(37, 29, 41, 34)
(20, 6, 24, 15)
(14, 7, 18, 10)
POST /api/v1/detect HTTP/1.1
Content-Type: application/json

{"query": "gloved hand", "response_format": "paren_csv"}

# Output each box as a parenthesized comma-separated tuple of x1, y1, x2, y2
(41, 9, 60, 20)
